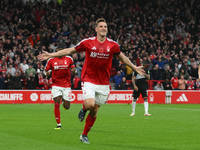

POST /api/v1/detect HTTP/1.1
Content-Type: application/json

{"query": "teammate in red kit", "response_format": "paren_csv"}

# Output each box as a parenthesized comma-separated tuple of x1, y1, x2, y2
(45, 44, 76, 129)
(38, 18, 144, 143)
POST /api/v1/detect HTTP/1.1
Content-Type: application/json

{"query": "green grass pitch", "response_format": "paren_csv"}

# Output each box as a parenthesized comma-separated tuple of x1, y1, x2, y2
(0, 104, 199, 150)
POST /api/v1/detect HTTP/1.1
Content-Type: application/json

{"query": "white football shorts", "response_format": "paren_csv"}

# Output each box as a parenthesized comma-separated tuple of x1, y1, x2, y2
(82, 82, 110, 105)
(51, 86, 72, 101)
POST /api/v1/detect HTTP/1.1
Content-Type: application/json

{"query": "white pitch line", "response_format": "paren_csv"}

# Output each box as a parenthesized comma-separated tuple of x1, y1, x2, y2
(152, 107, 200, 111)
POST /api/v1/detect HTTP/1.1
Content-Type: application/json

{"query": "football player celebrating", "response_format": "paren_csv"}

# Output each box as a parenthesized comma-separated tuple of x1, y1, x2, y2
(38, 18, 144, 143)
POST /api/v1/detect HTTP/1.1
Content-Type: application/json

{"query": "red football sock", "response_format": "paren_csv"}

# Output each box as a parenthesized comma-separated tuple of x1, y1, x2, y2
(82, 114, 96, 136)
(82, 103, 87, 111)
(54, 103, 60, 124)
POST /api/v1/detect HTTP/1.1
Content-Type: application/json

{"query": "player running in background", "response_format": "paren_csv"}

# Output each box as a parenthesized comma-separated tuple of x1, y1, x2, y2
(130, 62, 151, 116)
(45, 44, 76, 129)
(38, 18, 144, 143)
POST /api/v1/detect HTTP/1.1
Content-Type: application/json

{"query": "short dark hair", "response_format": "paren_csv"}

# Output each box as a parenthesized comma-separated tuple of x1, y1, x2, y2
(95, 18, 106, 27)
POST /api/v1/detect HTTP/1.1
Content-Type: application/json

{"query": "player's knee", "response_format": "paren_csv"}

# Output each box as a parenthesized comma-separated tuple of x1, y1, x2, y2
(86, 103, 95, 110)
(133, 98, 137, 102)
(63, 101, 70, 109)
(85, 99, 95, 109)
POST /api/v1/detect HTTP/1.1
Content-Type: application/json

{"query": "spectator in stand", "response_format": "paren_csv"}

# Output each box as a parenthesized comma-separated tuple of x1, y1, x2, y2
(48, 77, 53, 90)
(118, 77, 130, 90)
(171, 73, 179, 90)
(154, 81, 164, 90)
(186, 76, 194, 90)
(151, 64, 163, 81)
(0, 65, 7, 75)
(27, 72, 36, 89)
(28, 34, 40, 48)
(43, 76, 49, 90)
(6, 64, 16, 76)
(73, 73, 81, 90)
(0, 73, 6, 89)
(117, 61, 127, 76)
(163, 79, 172, 90)
(37, 64, 46, 76)
(172, 63, 179, 75)
(75, 62, 82, 79)
(45, 71, 53, 89)
(8, 49, 14, 59)
(25, 63, 36, 77)
(35, 72, 44, 89)
(152, 55, 168, 70)
(5, 73, 13, 89)
(177, 61, 183, 70)
(190, 64, 198, 79)
(194, 78, 200, 90)
(20, 60, 29, 74)
(125, 65, 133, 80)
(180, 61, 191, 75)
(110, 70, 125, 90)
(178, 69, 189, 80)
(13, 72, 22, 89)
(162, 65, 174, 80)
(178, 75, 187, 90)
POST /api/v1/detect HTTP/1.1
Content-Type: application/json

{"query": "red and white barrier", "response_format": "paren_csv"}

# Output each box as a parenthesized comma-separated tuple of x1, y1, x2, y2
(0, 90, 199, 104)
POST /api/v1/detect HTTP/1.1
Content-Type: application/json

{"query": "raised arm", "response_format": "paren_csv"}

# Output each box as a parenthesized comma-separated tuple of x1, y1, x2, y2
(115, 53, 144, 76)
(37, 47, 77, 61)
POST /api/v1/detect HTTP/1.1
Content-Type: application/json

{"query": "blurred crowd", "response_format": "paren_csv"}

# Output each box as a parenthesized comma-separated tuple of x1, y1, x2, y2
(0, 0, 200, 90)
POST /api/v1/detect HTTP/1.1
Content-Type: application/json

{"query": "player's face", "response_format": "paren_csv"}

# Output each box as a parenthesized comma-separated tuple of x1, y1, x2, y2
(95, 22, 108, 36)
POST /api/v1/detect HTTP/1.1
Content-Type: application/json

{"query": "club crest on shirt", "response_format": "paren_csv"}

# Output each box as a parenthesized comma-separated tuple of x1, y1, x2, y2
(107, 46, 110, 52)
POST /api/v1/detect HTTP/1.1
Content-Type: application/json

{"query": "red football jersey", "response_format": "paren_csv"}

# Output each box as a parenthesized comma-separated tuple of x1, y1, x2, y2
(45, 56, 75, 88)
(75, 37, 120, 85)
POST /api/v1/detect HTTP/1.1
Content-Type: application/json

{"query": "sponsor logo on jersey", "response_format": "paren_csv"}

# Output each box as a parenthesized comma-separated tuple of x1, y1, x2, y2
(54, 65, 69, 70)
(91, 46, 96, 50)
(90, 52, 109, 59)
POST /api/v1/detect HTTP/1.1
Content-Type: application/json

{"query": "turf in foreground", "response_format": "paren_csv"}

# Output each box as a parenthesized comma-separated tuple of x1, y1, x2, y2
(0, 104, 199, 150)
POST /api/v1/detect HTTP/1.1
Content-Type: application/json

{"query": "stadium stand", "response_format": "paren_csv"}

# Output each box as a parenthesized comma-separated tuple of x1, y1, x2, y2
(0, 0, 200, 90)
